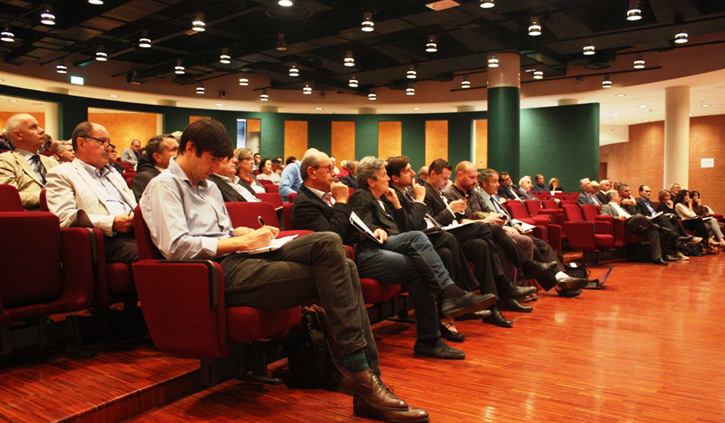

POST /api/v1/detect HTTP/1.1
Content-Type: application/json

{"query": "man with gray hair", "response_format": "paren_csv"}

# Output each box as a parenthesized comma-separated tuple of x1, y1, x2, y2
(577, 177, 602, 206)
(279, 148, 319, 202)
(596, 179, 611, 204)
(339, 159, 358, 190)
(517, 175, 540, 202)
(0, 113, 58, 209)
(121, 139, 141, 167)
(349, 156, 496, 359)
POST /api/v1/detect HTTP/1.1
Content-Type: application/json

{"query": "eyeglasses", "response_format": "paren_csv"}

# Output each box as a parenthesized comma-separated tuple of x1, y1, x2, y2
(241, 156, 253, 162)
(313, 165, 335, 173)
(82, 136, 111, 148)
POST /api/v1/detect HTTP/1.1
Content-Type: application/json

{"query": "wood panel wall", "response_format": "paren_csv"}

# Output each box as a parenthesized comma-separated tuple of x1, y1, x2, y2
(425, 120, 448, 166)
(248, 118, 261, 132)
(474, 119, 488, 169)
(0, 112, 46, 137)
(378, 121, 402, 160)
(284, 120, 308, 160)
(331, 121, 355, 162)
(88, 112, 159, 151)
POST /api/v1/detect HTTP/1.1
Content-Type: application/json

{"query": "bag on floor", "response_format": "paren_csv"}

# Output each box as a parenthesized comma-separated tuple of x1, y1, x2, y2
(681, 242, 705, 257)
(564, 260, 590, 279)
(286, 305, 337, 389)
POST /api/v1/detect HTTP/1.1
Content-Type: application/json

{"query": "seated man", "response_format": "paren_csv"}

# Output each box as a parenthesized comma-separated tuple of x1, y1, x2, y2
(339, 160, 359, 190)
(208, 155, 261, 203)
(295, 151, 494, 358)
(132, 134, 179, 201)
(497, 171, 522, 201)
(0, 113, 58, 210)
(596, 179, 611, 205)
(601, 190, 678, 265)
(577, 178, 603, 206)
(532, 174, 547, 193)
(46, 121, 138, 264)
(517, 175, 540, 202)
(120, 139, 141, 167)
(618, 183, 638, 214)
(141, 119, 428, 422)
(637, 184, 696, 256)
(106, 145, 125, 175)
(279, 151, 310, 202)
(447, 165, 587, 299)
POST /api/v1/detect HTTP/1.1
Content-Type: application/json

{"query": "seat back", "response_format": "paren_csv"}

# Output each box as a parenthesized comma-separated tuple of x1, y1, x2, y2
(0, 184, 25, 211)
(580, 204, 600, 221)
(255, 192, 284, 209)
(506, 201, 531, 219)
(563, 204, 584, 222)
(226, 201, 280, 229)
(541, 199, 559, 210)
(119, 161, 134, 173)
(133, 205, 164, 260)
(524, 199, 541, 215)
(39, 189, 49, 211)
(288, 192, 297, 203)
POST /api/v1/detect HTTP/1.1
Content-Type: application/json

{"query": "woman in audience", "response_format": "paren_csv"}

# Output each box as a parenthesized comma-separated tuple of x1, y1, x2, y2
(255, 157, 281, 184)
(234, 148, 267, 195)
(548, 177, 564, 192)
(674, 190, 724, 247)
(53, 141, 75, 164)
(690, 190, 725, 237)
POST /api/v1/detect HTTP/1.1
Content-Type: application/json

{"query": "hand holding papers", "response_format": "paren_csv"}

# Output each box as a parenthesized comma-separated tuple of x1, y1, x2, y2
(241, 234, 299, 254)
(350, 211, 384, 244)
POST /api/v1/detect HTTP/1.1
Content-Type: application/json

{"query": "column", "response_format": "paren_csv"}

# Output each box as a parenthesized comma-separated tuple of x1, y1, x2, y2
(664, 86, 689, 188)
(487, 52, 520, 176)
(44, 103, 59, 141)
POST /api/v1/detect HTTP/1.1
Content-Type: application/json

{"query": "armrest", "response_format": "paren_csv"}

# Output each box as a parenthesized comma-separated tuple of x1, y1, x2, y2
(593, 220, 612, 235)
(132, 259, 231, 359)
(58, 227, 96, 312)
(595, 215, 614, 222)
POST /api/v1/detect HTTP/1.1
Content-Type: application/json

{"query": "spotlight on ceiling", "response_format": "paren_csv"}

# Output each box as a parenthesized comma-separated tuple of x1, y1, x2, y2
(461, 75, 470, 89)
(674, 31, 688, 44)
(276, 33, 287, 51)
(278, 0, 293, 6)
(192, 12, 205, 32)
(260, 90, 269, 101)
(533, 70, 543, 80)
(633, 58, 645, 69)
(239, 75, 249, 86)
(406, 65, 417, 79)
(174, 59, 185, 75)
(528, 17, 541, 36)
(1, 26, 14, 43)
(627, 0, 642, 21)
(368, 89, 377, 100)
(56, 60, 67, 74)
(349, 76, 359, 88)
(361, 12, 374, 32)
(220, 48, 231, 64)
(289, 65, 299, 77)
(303, 85, 312, 95)
(488, 52, 499, 68)
(196, 84, 205, 94)
(40, 4, 56, 25)
(344, 51, 355, 67)
(602, 75, 612, 88)
(426, 35, 437, 53)
(96, 46, 108, 62)
(480, 0, 495, 8)
(583, 45, 595, 55)
(88, 0, 104, 4)
(138, 31, 152, 48)
(406, 85, 415, 96)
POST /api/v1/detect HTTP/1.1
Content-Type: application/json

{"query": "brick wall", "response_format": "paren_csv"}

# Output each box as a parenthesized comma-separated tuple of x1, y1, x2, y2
(600, 114, 725, 213)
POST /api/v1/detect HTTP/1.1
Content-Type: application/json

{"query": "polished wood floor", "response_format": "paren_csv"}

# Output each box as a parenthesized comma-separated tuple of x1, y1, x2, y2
(128, 254, 725, 423)
(2, 254, 725, 423)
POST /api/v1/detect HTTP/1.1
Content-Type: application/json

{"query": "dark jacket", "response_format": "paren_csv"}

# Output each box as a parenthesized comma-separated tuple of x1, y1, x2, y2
(423, 182, 458, 226)
(339, 175, 359, 190)
(208, 174, 248, 203)
(348, 188, 409, 242)
(131, 157, 161, 201)
(292, 185, 358, 245)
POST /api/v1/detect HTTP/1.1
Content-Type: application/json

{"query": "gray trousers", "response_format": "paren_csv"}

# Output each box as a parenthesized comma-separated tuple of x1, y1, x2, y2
(220, 232, 378, 370)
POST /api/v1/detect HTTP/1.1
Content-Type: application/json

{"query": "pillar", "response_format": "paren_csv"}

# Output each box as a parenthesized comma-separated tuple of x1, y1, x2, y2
(664, 86, 689, 188)
(487, 52, 520, 177)
(44, 103, 59, 141)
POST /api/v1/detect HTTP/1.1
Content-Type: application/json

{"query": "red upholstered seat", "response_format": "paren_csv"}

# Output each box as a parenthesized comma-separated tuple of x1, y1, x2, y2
(118, 161, 134, 173)
(562, 204, 614, 260)
(359, 279, 402, 305)
(0, 184, 25, 211)
(225, 201, 311, 238)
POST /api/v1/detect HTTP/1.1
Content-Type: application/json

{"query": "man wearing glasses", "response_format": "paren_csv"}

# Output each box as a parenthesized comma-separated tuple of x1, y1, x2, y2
(46, 121, 138, 264)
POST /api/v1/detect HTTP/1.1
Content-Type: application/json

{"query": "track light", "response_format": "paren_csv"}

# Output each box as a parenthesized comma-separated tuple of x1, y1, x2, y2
(239, 74, 249, 86)
(461, 76, 470, 89)
(276, 33, 287, 51)
(138, 31, 151, 48)
(40, 5, 56, 26)
(56, 60, 67, 74)
(533, 70, 543, 80)
(602, 75, 612, 88)
(406, 65, 417, 79)
(488, 52, 499, 68)
(406, 84, 415, 96)
(361, 12, 374, 32)
(303, 85, 312, 95)
(1, 26, 14, 43)
(278, 0, 293, 6)
(220, 48, 231, 64)
(674, 31, 688, 44)
(368, 89, 376, 100)
(88, 0, 104, 4)
(583, 45, 595, 55)
(480, 0, 495, 8)
(260, 90, 269, 101)
(633, 57, 645, 69)
(96, 46, 108, 61)
(344, 51, 355, 67)
(528, 17, 541, 36)
(349, 76, 358, 88)
(192, 12, 205, 32)
(627, 0, 642, 21)
(174, 59, 185, 75)
(196, 84, 205, 94)
(289, 65, 299, 77)
(426, 35, 437, 53)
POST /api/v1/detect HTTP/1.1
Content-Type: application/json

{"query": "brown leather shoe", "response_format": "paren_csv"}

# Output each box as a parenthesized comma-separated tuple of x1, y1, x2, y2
(340, 369, 407, 410)
(354, 395, 430, 422)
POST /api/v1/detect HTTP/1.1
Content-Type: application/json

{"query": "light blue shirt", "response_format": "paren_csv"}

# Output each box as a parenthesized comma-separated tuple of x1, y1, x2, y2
(78, 159, 132, 216)
(140, 158, 235, 260)
(278, 161, 302, 202)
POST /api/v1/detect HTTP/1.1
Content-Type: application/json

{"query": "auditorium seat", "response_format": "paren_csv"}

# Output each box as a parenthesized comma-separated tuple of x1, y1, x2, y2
(225, 201, 311, 239)
(506, 200, 562, 254)
(0, 184, 25, 211)
(132, 206, 301, 385)
(0, 212, 95, 356)
(118, 161, 134, 173)
(562, 204, 615, 263)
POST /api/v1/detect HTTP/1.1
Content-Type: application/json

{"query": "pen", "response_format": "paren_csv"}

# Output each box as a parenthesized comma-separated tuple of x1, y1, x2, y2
(257, 216, 265, 226)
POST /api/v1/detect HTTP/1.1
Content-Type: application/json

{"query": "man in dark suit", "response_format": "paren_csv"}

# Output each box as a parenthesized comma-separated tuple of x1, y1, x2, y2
(132, 134, 179, 201)
(636, 185, 693, 257)
(497, 171, 523, 201)
(207, 156, 261, 203)
(339, 159, 358, 190)
(596, 179, 611, 205)
(618, 183, 638, 215)
(517, 176, 541, 202)
(296, 151, 494, 359)
(532, 174, 547, 193)
(576, 178, 603, 206)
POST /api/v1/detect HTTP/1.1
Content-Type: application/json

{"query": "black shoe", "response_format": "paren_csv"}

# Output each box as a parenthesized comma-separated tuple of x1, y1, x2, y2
(498, 298, 533, 312)
(439, 323, 465, 342)
(523, 260, 558, 279)
(557, 288, 582, 298)
(454, 310, 491, 321)
(483, 307, 513, 327)
(679, 234, 694, 242)
(665, 254, 679, 261)
(518, 293, 538, 302)
(414, 338, 465, 360)
(653, 258, 669, 265)
(499, 284, 537, 300)
(556, 276, 589, 290)
(441, 292, 497, 318)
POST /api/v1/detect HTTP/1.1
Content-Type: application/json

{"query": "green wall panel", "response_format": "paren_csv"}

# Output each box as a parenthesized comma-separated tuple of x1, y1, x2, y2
(488, 86, 520, 177)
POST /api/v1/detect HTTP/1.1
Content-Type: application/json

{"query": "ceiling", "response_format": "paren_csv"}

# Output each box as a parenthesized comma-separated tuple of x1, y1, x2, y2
(1, 0, 724, 125)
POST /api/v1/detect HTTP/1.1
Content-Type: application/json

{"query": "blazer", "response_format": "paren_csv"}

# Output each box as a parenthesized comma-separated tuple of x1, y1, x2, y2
(131, 166, 161, 202)
(392, 185, 433, 232)
(577, 192, 602, 206)
(498, 184, 521, 201)
(46, 159, 137, 236)
(423, 182, 458, 226)
(292, 185, 358, 245)
(636, 198, 659, 217)
(600, 203, 625, 219)
(348, 188, 409, 238)
(595, 191, 607, 205)
(207, 174, 247, 203)
(0, 150, 57, 209)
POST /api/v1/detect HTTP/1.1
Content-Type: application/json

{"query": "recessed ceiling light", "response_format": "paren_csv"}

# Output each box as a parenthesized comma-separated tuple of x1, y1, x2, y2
(0, 78, 4, 82)
(315, 107, 323, 110)
(604, 120, 611, 123)
(109, 94, 118, 98)
(413, 107, 421, 110)
(701, 104, 711, 108)
(616, 94, 626, 97)
(613, 112, 620, 116)
(9, 99, 18, 103)
(642, 119, 649, 122)
(215, 103, 223, 106)
(639, 105, 647, 108)
(689, 113, 693, 116)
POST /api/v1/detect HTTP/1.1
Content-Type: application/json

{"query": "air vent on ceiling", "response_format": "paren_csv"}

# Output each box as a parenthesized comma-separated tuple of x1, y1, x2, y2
(266, 6, 313, 20)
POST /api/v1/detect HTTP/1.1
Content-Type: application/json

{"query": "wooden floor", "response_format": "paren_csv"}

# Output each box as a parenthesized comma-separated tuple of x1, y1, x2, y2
(3, 254, 725, 423)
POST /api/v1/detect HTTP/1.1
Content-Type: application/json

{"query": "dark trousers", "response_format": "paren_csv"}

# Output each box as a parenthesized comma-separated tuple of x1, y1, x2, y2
(530, 236, 563, 291)
(427, 231, 480, 292)
(625, 215, 676, 260)
(104, 232, 139, 264)
(220, 232, 378, 370)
